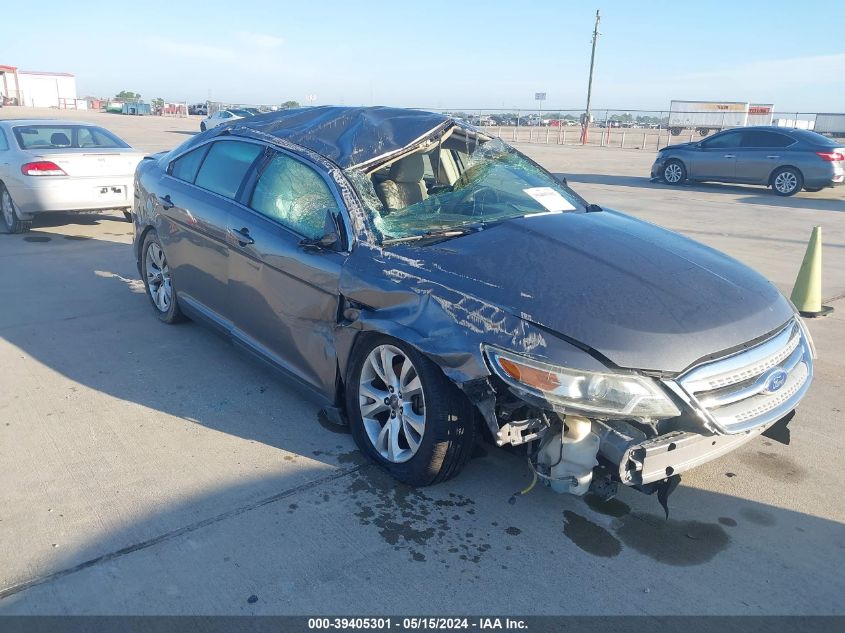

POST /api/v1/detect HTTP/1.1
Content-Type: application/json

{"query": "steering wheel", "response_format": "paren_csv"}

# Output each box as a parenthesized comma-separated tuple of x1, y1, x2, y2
(459, 186, 502, 216)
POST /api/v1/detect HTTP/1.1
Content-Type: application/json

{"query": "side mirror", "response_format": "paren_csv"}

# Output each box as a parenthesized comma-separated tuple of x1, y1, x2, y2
(555, 174, 568, 185)
(300, 209, 342, 251)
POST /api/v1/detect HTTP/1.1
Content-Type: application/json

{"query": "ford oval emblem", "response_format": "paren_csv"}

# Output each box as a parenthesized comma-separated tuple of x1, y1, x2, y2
(766, 369, 788, 393)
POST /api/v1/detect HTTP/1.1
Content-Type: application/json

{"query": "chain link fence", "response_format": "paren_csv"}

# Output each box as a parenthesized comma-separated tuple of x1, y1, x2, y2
(415, 108, 844, 150)
(205, 101, 287, 116)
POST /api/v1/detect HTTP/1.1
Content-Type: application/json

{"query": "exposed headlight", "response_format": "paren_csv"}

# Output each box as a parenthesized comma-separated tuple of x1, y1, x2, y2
(484, 346, 681, 420)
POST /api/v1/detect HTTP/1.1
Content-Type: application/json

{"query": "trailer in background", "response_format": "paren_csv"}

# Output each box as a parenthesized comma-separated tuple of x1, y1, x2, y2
(773, 118, 815, 130)
(668, 100, 748, 136)
(748, 104, 774, 126)
(813, 114, 845, 138)
(121, 102, 150, 115)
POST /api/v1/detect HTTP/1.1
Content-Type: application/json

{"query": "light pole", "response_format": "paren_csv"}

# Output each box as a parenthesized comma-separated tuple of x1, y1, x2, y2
(581, 9, 601, 145)
(306, 94, 317, 107)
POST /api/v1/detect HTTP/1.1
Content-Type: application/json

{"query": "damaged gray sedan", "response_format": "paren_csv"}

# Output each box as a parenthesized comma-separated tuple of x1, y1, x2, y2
(132, 106, 815, 508)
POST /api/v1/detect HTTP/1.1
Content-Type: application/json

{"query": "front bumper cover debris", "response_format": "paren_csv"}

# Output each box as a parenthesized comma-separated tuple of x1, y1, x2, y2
(594, 417, 783, 486)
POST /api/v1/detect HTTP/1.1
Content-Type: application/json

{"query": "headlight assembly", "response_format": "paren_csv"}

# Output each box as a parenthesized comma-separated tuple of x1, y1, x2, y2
(485, 346, 681, 420)
(789, 302, 817, 359)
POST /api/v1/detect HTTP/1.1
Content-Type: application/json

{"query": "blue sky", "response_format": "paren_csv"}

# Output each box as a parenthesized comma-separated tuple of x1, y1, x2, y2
(2, 0, 842, 112)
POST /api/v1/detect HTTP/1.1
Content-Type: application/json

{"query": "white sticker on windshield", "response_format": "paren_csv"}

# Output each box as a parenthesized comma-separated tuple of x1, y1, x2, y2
(522, 187, 576, 212)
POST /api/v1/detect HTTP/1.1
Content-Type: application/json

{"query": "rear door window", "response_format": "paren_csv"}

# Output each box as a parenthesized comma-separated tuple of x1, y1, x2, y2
(194, 141, 263, 200)
(169, 145, 210, 183)
(740, 131, 795, 148)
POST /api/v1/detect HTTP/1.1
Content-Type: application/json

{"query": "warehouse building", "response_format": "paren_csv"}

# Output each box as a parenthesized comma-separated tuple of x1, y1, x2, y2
(0, 65, 78, 108)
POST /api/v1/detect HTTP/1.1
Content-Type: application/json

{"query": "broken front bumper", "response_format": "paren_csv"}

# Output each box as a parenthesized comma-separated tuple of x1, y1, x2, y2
(592, 418, 777, 486)
(493, 318, 812, 493)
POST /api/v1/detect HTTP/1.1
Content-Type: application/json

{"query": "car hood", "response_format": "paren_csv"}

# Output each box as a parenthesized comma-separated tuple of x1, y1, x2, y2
(661, 142, 697, 152)
(386, 210, 792, 373)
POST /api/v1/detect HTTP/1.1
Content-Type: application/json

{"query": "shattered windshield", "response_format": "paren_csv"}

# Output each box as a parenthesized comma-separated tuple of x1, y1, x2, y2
(345, 133, 584, 244)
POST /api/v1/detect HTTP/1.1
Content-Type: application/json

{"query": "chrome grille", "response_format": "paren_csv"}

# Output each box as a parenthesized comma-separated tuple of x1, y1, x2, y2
(675, 320, 813, 433)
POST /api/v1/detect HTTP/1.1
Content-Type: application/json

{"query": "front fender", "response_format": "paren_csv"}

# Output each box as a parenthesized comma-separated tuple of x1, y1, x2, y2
(334, 243, 609, 432)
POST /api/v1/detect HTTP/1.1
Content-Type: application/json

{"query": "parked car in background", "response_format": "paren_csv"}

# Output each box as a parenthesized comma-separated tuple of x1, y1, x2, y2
(189, 103, 208, 116)
(652, 126, 845, 196)
(199, 108, 255, 132)
(132, 106, 813, 510)
(0, 120, 143, 233)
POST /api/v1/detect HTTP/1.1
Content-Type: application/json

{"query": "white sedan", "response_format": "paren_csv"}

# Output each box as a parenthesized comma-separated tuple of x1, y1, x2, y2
(199, 108, 255, 132)
(0, 120, 143, 233)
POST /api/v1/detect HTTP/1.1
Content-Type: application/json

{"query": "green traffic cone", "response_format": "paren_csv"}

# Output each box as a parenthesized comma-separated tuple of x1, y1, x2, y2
(790, 226, 833, 318)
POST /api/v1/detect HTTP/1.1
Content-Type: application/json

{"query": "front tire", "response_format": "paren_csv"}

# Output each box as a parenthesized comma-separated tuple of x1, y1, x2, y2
(346, 335, 476, 487)
(1, 184, 32, 234)
(771, 167, 803, 196)
(663, 159, 687, 185)
(141, 231, 185, 323)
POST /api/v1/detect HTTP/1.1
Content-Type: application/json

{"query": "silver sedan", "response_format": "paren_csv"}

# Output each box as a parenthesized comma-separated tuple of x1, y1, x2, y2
(0, 119, 143, 233)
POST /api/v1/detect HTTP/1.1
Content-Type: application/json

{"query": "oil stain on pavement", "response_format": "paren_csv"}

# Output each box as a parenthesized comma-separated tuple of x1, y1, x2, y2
(563, 494, 731, 565)
(298, 448, 733, 569)
(613, 512, 731, 566)
(563, 511, 622, 558)
(299, 449, 498, 567)
(345, 464, 492, 565)
(744, 451, 808, 483)
(739, 506, 777, 527)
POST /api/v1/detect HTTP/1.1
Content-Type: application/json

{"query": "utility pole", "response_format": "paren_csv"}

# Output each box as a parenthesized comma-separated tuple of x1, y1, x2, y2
(581, 9, 601, 145)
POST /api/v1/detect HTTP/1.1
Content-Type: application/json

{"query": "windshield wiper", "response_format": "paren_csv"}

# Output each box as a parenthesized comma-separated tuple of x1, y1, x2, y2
(382, 224, 485, 246)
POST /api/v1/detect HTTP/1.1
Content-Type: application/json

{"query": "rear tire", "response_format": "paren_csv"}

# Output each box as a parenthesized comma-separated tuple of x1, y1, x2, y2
(346, 335, 476, 487)
(670, 127, 683, 136)
(697, 128, 711, 136)
(1, 184, 32, 234)
(663, 159, 687, 185)
(140, 231, 185, 324)
(771, 167, 803, 196)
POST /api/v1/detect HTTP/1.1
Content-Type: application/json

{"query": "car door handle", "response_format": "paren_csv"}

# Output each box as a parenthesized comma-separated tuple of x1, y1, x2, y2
(723, 154, 736, 158)
(160, 194, 174, 210)
(767, 155, 780, 159)
(228, 227, 255, 246)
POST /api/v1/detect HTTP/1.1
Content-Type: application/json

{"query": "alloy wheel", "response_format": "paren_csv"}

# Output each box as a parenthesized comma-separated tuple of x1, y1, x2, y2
(2, 189, 16, 228)
(664, 163, 683, 183)
(145, 242, 173, 313)
(774, 171, 798, 194)
(358, 344, 426, 464)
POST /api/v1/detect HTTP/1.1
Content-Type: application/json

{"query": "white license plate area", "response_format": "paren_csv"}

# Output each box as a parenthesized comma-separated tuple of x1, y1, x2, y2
(97, 186, 125, 200)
